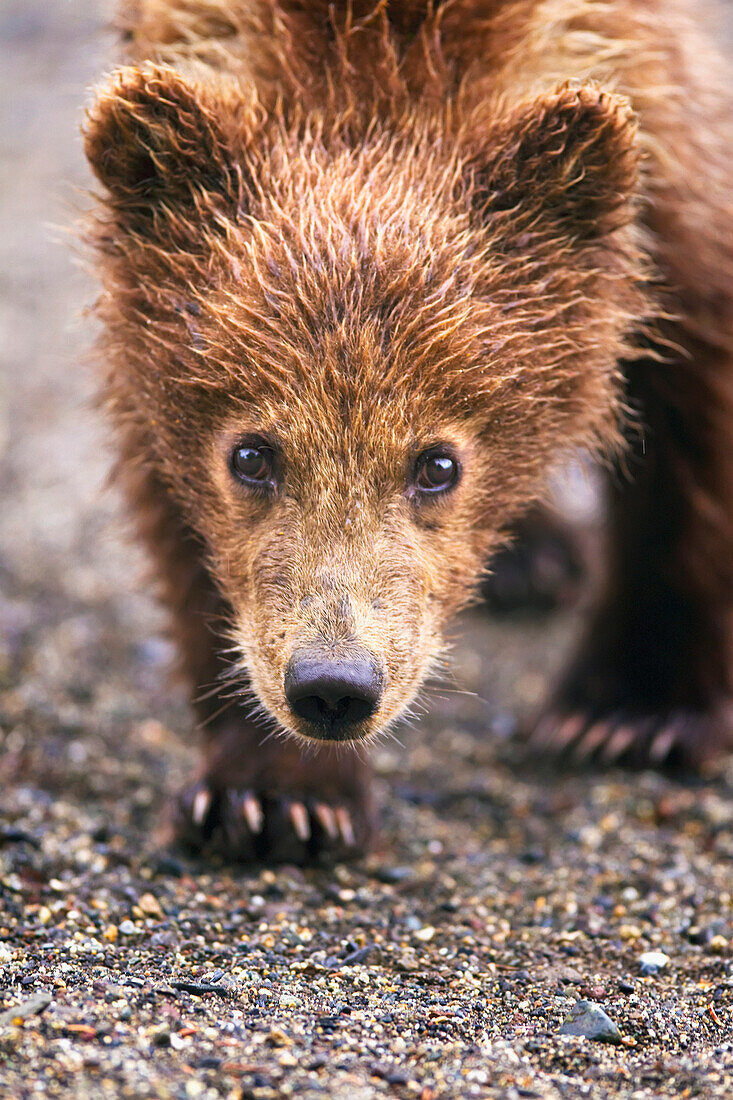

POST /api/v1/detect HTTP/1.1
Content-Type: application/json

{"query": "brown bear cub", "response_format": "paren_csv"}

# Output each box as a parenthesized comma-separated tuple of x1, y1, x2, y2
(84, 0, 733, 862)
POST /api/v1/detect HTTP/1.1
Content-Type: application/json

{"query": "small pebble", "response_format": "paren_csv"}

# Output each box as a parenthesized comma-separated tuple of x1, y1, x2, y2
(639, 951, 670, 975)
(374, 866, 414, 884)
(559, 1000, 622, 1045)
(341, 946, 374, 966)
(0, 993, 52, 1028)
(137, 892, 164, 919)
(268, 1028, 291, 1047)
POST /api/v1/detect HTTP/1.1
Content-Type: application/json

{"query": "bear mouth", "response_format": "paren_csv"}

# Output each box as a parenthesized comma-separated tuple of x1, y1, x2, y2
(293, 706, 375, 743)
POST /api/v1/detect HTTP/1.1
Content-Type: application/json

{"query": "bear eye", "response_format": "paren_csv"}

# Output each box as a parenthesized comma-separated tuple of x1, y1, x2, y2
(413, 449, 461, 495)
(230, 441, 275, 488)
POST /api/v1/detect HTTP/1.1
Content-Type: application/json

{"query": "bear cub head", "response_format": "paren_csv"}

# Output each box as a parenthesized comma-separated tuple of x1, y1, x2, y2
(85, 64, 645, 744)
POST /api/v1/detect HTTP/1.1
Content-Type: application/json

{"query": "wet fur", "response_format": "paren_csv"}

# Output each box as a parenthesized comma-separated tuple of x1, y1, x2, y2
(84, 0, 733, 859)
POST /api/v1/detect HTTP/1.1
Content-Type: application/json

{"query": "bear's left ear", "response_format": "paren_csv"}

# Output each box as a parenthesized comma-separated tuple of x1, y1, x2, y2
(84, 64, 255, 239)
(466, 85, 640, 243)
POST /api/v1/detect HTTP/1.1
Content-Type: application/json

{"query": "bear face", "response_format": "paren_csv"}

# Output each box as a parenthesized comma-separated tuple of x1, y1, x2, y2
(85, 65, 646, 744)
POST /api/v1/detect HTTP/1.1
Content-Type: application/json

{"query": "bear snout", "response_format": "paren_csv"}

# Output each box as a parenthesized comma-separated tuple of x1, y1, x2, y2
(284, 651, 384, 741)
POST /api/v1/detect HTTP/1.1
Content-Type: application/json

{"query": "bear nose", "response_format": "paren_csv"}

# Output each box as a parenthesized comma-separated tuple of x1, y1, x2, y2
(284, 654, 383, 739)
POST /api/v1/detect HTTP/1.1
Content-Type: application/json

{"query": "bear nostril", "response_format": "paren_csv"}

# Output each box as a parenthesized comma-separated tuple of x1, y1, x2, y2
(284, 655, 383, 739)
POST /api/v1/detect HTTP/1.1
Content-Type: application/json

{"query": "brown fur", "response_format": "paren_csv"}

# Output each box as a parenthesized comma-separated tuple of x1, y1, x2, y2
(83, 0, 733, 860)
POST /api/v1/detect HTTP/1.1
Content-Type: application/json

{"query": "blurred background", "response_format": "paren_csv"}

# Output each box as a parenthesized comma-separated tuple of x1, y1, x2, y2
(0, 0, 187, 806)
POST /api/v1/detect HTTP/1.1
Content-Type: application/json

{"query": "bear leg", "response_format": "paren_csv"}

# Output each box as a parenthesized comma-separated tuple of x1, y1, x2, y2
(533, 340, 733, 769)
(481, 503, 586, 617)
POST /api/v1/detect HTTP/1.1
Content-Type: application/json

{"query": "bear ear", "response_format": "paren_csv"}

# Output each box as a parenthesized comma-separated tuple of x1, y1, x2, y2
(84, 65, 253, 237)
(467, 85, 640, 243)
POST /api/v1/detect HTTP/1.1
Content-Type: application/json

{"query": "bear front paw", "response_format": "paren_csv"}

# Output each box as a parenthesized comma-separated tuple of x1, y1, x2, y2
(531, 702, 733, 770)
(173, 781, 371, 864)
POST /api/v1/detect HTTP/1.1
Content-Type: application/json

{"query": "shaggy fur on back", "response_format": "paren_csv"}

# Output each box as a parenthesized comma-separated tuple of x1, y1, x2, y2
(83, 1, 733, 862)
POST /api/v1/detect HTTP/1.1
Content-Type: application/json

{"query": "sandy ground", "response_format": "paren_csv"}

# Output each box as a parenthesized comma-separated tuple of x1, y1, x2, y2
(0, 2, 732, 1097)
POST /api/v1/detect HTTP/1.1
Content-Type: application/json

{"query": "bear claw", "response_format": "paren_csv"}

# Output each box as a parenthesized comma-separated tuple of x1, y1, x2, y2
(241, 791, 264, 834)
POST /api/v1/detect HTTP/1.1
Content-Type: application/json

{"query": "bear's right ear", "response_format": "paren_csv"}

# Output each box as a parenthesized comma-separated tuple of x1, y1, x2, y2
(84, 65, 254, 240)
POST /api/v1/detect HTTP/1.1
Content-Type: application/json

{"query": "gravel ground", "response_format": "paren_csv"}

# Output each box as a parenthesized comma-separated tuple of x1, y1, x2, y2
(1, 3, 732, 1097)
